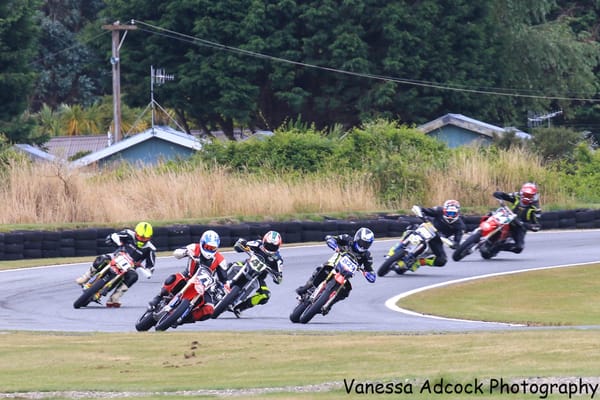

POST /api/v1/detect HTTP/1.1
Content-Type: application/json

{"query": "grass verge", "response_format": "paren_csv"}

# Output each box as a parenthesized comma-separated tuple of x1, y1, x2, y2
(1, 330, 599, 399)
(397, 263, 600, 326)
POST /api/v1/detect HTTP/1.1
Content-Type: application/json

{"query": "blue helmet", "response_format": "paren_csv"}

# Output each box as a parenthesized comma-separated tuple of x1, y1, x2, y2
(352, 227, 374, 253)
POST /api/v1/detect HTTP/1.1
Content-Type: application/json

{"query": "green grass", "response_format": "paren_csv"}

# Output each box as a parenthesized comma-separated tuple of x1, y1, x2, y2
(2, 262, 600, 399)
(1, 330, 599, 399)
(398, 263, 600, 326)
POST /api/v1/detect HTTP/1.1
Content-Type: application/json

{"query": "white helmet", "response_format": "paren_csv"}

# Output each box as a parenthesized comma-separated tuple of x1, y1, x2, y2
(199, 230, 220, 259)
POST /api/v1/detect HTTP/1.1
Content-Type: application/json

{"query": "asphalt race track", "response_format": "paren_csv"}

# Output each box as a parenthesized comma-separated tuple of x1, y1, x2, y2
(1, 230, 599, 333)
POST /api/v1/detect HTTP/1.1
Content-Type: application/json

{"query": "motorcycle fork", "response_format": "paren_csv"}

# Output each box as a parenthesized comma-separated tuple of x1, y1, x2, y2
(323, 275, 345, 310)
(309, 270, 334, 302)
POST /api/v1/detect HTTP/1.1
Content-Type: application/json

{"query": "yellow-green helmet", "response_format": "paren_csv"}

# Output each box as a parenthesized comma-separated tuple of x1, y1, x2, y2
(134, 221, 153, 248)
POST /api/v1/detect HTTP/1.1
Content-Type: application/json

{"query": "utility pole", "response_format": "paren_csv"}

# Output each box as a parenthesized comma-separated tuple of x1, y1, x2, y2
(102, 21, 137, 143)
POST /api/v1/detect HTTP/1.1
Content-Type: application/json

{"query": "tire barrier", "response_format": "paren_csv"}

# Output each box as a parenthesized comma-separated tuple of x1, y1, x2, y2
(0, 209, 597, 261)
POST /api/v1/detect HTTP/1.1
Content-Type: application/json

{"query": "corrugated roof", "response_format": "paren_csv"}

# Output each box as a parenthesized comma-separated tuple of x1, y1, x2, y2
(70, 126, 204, 169)
(418, 113, 530, 139)
(44, 135, 109, 160)
(13, 144, 58, 162)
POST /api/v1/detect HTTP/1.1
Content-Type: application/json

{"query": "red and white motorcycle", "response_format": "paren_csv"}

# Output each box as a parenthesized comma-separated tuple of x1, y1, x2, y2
(452, 201, 517, 261)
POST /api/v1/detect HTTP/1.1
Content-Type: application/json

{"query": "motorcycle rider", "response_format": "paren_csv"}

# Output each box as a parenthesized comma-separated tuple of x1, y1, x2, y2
(147, 230, 228, 323)
(75, 221, 156, 308)
(229, 230, 284, 317)
(397, 200, 465, 272)
(492, 182, 542, 253)
(295, 227, 377, 313)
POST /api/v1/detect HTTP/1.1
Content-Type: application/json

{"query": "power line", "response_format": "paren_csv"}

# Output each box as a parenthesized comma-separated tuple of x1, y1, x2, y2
(133, 19, 600, 103)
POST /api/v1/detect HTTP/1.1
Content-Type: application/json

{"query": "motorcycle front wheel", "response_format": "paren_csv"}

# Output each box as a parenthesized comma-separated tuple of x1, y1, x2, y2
(289, 300, 311, 323)
(299, 280, 339, 324)
(155, 299, 190, 331)
(452, 232, 482, 262)
(73, 278, 106, 309)
(212, 285, 242, 318)
(377, 252, 404, 277)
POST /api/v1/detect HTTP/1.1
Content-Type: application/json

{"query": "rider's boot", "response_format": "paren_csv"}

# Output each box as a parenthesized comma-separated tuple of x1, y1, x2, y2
(148, 287, 169, 309)
(75, 266, 96, 286)
(499, 242, 523, 254)
(106, 283, 129, 308)
(418, 256, 437, 267)
(295, 280, 314, 296)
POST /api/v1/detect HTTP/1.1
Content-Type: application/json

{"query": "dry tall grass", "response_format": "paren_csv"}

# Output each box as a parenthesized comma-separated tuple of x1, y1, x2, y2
(425, 147, 574, 209)
(0, 162, 381, 225)
(0, 148, 574, 226)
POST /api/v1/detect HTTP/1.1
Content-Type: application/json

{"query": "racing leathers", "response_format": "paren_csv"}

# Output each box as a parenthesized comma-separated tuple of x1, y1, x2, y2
(414, 205, 466, 269)
(149, 242, 228, 322)
(295, 234, 376, 312)
(492, 191, 542, 253)
(76, 229, 156, 307)
(230, 237, 283, 315)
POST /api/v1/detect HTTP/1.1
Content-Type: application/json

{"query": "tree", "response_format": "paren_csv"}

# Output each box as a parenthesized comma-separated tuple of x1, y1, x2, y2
(29, 0, 105, 111)
(0, 0, 44, 144)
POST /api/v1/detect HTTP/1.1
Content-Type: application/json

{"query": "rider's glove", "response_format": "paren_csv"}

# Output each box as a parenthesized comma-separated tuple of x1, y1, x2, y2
(273, 272, 283, 284)
(364, 271, 376, 283)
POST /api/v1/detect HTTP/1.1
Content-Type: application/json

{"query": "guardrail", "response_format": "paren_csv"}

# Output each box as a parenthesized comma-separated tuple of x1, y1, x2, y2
(1, 209, 599, 260)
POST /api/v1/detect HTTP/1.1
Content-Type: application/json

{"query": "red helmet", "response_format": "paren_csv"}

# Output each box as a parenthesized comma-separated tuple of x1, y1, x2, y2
(442, 199, 461, 224)
(519, 182, 539, 206)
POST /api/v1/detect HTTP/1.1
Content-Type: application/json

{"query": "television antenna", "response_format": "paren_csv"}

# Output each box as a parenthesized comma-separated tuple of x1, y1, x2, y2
(527, 110, 563, 128)
(150, 66, 175, 132)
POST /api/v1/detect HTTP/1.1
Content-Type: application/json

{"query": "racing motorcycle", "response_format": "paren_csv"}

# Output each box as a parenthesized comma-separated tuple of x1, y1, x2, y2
(73, 248, 152, 309)
(377, 205, 452, 276)
(290, 243, 368, 324)
(452, 200, 517, 261)
(137, 265, 222, 331)
(211, 245, 278, 318)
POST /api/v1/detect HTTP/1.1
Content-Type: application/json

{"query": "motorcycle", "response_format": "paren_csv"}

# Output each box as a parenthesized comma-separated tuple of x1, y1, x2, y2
(290, 243, 367, 324)
(211, 245, 277, 318)
(377, 205, 452, 276)
(452, 200, 517, 261)
(136, 265, 221, 331)
(73, 248, 152, 309)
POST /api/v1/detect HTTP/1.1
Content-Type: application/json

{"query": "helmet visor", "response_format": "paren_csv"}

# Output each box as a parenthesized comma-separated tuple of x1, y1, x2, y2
(202, 242, 218, 253)
(445, 209, 458, 219)
(263, 242, 279, 254)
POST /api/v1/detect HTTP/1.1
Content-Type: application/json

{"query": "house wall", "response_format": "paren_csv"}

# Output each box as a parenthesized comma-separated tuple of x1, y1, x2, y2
(100, 137, 196, 167)
(426, 125, 492, 148)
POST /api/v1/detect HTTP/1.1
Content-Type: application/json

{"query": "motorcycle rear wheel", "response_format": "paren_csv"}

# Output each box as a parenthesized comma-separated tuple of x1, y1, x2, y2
(452, 232, 481, 261)
(299, 280, 338, 324)
(135, 309, 157, 331)
(212, 285, 242, 318)
(73, 279, 106, 309)
(155, 299, 190, 331)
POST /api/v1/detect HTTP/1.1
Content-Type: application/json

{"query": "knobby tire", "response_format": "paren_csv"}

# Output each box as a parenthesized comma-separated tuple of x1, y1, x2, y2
(155, 299, 190, 331)
(73, 279, 106, 309)
(212, 285, 242, 318)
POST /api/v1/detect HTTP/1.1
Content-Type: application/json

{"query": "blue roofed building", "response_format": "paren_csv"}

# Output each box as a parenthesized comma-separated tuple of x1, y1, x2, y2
(69, 126, 204, 169)
(418, 113, 530, 148)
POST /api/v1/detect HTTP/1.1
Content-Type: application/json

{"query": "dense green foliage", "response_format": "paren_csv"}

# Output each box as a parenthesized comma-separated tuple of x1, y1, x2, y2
(97, 0, 599, 137)
(0, 0, 44, 144)
(0, 1, 599, 146)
